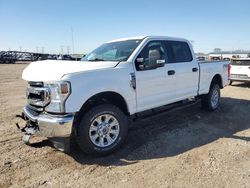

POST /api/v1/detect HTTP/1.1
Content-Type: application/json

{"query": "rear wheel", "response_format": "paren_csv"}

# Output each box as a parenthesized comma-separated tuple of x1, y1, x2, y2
(201, 84, 220, 111)
(76, 104, 128, 156)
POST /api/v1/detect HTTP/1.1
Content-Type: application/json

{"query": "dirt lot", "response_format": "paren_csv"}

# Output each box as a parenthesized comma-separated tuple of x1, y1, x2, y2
(0, 63, 249, 188)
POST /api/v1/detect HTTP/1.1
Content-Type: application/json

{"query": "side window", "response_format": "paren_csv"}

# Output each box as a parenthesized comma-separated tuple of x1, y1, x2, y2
(135, 41, 168, 71)
(165, 41, 193, 63)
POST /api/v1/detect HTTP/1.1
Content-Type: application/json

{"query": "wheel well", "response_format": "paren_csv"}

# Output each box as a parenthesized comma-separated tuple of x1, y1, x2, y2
(78, 92, 129, 116)
(72, 92, 129, 137)
(211, 74, 223, 88)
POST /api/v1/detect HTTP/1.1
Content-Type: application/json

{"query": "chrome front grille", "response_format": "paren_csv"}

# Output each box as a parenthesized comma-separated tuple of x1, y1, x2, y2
(26, 82, 50, 107)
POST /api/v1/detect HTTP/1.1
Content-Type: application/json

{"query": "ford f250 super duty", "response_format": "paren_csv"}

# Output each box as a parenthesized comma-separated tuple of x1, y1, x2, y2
(18, 36, 230, 156)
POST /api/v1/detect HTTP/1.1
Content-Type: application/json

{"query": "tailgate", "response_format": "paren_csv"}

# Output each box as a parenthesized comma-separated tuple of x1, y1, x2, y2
(230, 60, 250, 79)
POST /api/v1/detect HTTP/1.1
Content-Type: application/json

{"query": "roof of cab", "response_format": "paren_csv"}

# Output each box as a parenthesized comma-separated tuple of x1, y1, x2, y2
(106, 36, 188, 43)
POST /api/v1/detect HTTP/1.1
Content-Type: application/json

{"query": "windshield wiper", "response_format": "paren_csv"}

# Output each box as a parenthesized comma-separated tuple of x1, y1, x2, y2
(88, 58, 105, 61)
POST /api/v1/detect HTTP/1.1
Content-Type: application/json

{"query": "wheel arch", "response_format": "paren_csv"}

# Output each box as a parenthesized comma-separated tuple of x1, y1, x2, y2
(210, 74, 223, 89)
(73, 91, 130, 136)
(75, 91, 129, 120)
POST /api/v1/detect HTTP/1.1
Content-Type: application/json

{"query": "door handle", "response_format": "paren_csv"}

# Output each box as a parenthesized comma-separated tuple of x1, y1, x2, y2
(168, 70, 175, 75)
(192, 67, 198, 72)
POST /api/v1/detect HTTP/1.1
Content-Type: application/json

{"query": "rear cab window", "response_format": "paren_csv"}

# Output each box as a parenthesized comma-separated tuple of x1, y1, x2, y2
(231, 60, 250, 66)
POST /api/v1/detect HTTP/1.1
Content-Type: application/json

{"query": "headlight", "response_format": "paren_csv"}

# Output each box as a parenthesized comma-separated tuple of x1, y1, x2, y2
(45, 81, 71, 113)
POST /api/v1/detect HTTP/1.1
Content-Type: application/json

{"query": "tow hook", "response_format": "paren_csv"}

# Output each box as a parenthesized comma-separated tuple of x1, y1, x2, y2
(22, 134, 31, 145)
(16, 114, 39, 145)
(22, 125, 38, 145)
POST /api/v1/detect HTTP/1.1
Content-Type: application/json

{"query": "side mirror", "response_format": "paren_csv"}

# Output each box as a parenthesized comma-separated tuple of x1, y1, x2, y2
(136, 58, 146, 70)
(136, 58, 144, 63)
(148, 49, 165, 68)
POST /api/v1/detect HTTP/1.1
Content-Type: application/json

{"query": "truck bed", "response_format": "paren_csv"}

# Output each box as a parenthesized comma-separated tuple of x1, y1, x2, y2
(198, 60, 229, 95)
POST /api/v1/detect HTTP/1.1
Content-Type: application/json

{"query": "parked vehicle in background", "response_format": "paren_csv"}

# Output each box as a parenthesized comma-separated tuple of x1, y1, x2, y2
(0, 51, 76, 63)
(0, 51, 16, 64)
(197, 56, 206, 61)
(229, 58, 250, 85)
(47, 55, 57, 60)
(211, 57, 221, 61)
(20, 54, 32, 61)
(19, 36, 230, 156)
(57, 54, 75, 60)
(223, 58, 230, 61)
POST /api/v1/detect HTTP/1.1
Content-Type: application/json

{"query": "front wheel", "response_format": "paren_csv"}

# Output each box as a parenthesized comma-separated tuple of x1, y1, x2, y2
(201, 84, 221, 111)
(76, 104, 128, 156)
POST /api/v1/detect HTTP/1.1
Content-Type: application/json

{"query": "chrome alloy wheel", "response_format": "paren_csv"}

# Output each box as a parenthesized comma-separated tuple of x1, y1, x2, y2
(89, 114, 120, 147)
(211, 88, 219, 109)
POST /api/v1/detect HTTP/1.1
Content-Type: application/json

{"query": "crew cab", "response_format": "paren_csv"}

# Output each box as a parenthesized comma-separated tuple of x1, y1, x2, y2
(19, 36, 230, 156)
(229, 58, 250, 84)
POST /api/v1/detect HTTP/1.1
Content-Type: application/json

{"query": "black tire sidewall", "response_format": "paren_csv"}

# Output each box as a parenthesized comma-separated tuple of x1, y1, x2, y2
(76, 104, 128, 156)
(208, 84, 220, 110)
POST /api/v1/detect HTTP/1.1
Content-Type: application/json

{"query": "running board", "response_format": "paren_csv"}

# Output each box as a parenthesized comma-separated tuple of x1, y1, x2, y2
(132, 98, 200, 122)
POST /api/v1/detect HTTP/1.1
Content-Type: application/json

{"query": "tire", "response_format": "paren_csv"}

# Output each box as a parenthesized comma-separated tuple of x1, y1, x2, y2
(76, 104, 128, 156)
(201, 84, 220, 111)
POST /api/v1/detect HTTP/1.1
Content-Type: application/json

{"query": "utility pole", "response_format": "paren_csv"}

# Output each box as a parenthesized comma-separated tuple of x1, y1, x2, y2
(71, 27, 75, 55)
(67, 46, 70, 55)
(60, 46, 64, 55)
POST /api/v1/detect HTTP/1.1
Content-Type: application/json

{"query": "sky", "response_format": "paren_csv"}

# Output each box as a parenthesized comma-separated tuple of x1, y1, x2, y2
(0, 0, 250, 54)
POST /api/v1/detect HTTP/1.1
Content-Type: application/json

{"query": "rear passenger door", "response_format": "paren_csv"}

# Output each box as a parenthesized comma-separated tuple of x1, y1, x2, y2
(164, 41, 199, 100)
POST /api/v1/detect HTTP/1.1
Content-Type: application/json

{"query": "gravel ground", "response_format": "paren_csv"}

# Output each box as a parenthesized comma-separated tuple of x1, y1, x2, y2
(0, 63, 249, 188)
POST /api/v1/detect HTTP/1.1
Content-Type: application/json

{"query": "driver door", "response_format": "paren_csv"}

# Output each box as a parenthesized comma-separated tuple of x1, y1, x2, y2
(135, 41, 176, 112)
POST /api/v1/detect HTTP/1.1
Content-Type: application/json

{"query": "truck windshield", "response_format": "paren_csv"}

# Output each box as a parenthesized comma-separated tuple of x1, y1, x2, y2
(231, 60, 250, 66)
(82, 39, 142, 62)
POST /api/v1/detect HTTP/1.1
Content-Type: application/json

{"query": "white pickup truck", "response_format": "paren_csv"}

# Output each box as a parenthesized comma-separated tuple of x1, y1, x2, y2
(229, 58, 250, 84)
(19, 36, 230, 156)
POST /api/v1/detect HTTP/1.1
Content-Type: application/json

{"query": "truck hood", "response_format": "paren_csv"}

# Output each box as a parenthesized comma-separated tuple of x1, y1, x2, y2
(22, 60, 118, 82)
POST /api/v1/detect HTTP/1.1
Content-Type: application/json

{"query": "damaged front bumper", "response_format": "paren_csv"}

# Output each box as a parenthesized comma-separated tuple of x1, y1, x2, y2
(17, 105, 74, 151)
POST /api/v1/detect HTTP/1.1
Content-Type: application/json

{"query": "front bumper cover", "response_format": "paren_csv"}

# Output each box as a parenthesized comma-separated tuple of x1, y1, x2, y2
(22, 105, 74, 138)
